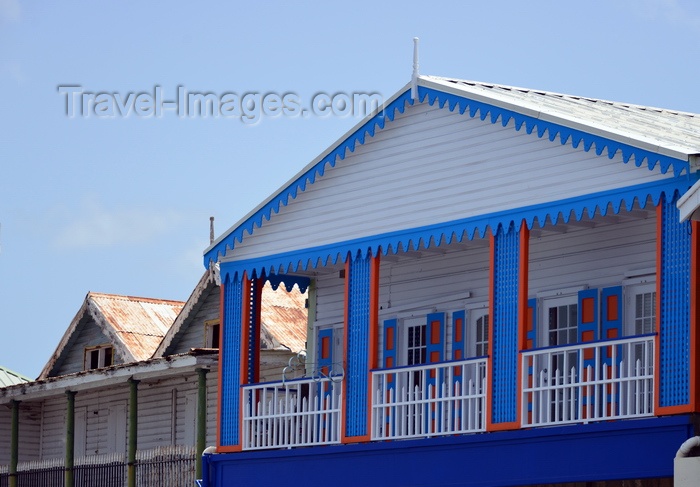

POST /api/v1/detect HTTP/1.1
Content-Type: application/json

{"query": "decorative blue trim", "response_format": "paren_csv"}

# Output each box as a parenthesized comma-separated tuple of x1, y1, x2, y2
(451, 310, 466, 361)
(491, 223, 520, 425)
(659, 191, 692, 407)
(601, 286, 624, 365)
(577, 289, 600, 349)
(220, 274, 242, 447)
(419, 87, 690, 178)
(204, 86, 691, 267)
(265, 273, 310, 294)
(215, 177, 696, 279)
(205, 90, 415, 266)
(346, 254, 370, 437)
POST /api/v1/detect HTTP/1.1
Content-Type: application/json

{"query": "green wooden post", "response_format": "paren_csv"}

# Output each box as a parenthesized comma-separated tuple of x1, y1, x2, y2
(127, 378, 139, 487)
(65, 391, 76, 487)
(9, 400, 19, 487)
(195, 368, 209, 479)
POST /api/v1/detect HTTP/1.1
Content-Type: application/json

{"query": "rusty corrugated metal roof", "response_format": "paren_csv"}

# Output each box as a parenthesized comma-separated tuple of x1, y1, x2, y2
(259, 281, 307, 353)
(88, 293, 185, 361)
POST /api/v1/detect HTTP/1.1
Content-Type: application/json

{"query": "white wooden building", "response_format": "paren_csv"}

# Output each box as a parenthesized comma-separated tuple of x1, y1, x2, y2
(200, 75, 700, 487)
(0, 265, 308, 486)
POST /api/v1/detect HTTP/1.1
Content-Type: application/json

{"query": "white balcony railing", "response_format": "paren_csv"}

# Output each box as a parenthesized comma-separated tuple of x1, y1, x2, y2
(370, 358, 487, 440)
(241, 376, 342, 450)
(521, 334, 655, 427)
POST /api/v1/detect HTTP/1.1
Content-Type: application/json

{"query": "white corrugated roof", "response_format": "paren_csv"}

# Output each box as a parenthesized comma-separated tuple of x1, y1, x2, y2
(422, 76, 700, 159)
(0, 365, 30, 387)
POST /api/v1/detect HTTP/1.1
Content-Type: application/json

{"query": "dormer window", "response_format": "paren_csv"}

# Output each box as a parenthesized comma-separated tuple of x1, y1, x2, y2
(205, 320, 220, 348)
(84, 345, 113, 370)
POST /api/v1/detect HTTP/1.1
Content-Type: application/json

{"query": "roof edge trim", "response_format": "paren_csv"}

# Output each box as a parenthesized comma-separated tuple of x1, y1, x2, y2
(205, 80, 691, 267)
(219, 177, 696, 281)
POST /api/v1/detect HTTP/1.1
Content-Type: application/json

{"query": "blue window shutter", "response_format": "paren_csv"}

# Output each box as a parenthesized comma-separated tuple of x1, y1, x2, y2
(578, 289, 599, 372)
(601, 286, 623, 364)
(526, 298, 537, 349)
(426, 312, 445, 363)
(578, 289, 599, 343)
(382, 319, 397, 392)
(317, 328, 333, 376)
(383, 319, 397, 369)
(451, 311, 466, 361)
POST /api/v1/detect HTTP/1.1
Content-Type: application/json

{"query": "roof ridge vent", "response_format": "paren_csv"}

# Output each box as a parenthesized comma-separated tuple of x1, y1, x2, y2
(411, 37, 420, 101)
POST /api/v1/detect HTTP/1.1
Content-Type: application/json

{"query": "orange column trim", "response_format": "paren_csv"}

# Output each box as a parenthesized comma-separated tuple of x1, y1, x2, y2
(216, 276, 225, 450)
(655, 202, 693, 415)
(366, 254, 380, 441)
(236, 273, 252, 450)
(692, 220, 700, 412)
(515, 222, 530, 427)
(340, 258, 350, 443)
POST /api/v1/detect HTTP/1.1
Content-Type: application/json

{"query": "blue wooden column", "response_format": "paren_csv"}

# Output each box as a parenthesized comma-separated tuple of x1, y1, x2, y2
(219, 270, 244, 450)
(488, 222, 523, 430)
(342, 251, 378, 441)
(657, 191, 692, 412)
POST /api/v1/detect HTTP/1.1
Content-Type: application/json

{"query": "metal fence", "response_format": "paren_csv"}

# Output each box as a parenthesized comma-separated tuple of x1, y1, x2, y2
(0, 446, 196, 487)
(136, 445, 196, 487)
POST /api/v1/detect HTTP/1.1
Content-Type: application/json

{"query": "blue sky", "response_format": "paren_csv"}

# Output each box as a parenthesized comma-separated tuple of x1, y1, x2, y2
(1, 1, 699, 378)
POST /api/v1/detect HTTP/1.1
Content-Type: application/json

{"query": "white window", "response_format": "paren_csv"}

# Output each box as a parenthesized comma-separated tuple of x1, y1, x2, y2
(468, 309, 489, 357)
(540, 295, 578, 347)
(205, 319, 220, 348)
(84, 345, 113, 370)
(625, 282, 656, 336)
(401, 317, 427, 366)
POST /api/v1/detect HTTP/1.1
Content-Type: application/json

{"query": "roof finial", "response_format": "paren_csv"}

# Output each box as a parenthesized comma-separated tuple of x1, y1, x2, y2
(411, 37, 420, 101)
(209, 216, 215, 245)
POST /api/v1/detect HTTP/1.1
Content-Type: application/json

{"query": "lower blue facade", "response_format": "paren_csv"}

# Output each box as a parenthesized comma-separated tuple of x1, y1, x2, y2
(202, 415, 694, 487)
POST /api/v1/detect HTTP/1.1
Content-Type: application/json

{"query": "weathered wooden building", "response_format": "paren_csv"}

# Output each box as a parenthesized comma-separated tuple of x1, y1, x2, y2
(0, 265, 307, 486)
(200, 75, 700, 486)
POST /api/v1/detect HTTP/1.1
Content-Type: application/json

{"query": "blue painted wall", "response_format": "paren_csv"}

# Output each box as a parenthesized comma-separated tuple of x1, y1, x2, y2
(203, 416, 691, 487)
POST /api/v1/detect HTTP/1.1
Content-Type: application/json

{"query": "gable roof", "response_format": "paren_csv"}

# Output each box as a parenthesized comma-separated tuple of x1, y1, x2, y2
(259, 280, 307, 352)
(204, 75, 700, 270)
(155, 266, 308, 356)
(39, 292, 185, 379)
(0, 365, 30, 387)
(153, 266, 219, 357)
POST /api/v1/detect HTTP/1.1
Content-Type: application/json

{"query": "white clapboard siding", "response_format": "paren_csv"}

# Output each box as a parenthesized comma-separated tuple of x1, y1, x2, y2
(205, 365, 218, 447)
(0, 402, 41, 464)
(228, 102, 669, 262)
(52, 319, 116, 376)
(137, 376, 197, 450)
(73, 386, 128, 456)
(0, 408, 8, 464)
(314, 272, 346, 326)
(529, 216, 656, 294)
(39, 396, 68, 460)
(166, 287, 220, 354)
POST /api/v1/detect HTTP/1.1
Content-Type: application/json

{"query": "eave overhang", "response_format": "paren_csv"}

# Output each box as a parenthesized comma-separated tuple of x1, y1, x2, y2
(205, 78, 696, 269)
(0, 351, 217, 405)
